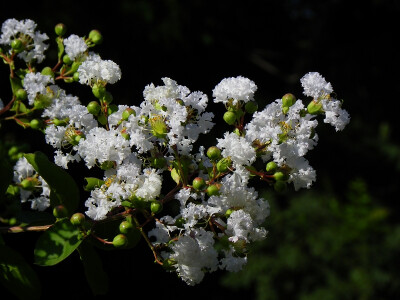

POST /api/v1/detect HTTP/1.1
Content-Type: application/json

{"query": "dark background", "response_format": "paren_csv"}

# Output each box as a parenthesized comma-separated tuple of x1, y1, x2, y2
(1, 0, 399, 299)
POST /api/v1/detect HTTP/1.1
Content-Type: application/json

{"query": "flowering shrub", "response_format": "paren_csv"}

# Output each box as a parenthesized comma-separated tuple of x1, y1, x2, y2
(0, 18, 350, 298)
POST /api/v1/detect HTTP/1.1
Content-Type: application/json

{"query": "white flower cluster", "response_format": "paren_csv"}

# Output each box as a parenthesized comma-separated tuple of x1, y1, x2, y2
(0, 18, 49, 63)
(13, 157, 50, 211)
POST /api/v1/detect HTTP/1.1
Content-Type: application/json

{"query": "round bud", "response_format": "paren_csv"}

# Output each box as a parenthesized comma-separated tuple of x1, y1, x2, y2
(119, 221, 134, 234)
(223, 111, 237, 125)
(20, 178, 35, 190)
(307, 101, 323, 115)
(112, 234, 127, 248)
(53, 205, 68, 218)
(88, 30, 103, 45)
(245, 101, 258, 114)
(266, 161, 278, 173)
(92, 84, 106, 99)
(73, 72, 80, 82)
(11, 39, 23, 51)
(192, 177, 206, 191)
(15, 89, 27, 100)
(122, 108, 136, 121)
(30, 119, 42, 130)
(216, 157, 232, 173)
(206, 146, 221, 161)
(41, 67, 54, 78)
(273, 171, 287, 181)
(206, 184, 220, 196)
(70, 213, 85, 226)
(282, 93, 296, 107)
(62, 54, 72, 65)
(87, 101, 101, 115)
(150, 201, 163, 214)
(54, 23, 67, 36)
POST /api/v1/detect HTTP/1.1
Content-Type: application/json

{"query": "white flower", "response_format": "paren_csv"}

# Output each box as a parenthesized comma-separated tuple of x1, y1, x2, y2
(217, 132, 256, 166)
(322, 99, 350, 131)
(213, 76, 257, 105)
(23, 72, 54, 105)
(300, 72, 333, 99)
(135, 169, 162, 201)
(78, 58, 121, 85)
(63, 34, 87, 60)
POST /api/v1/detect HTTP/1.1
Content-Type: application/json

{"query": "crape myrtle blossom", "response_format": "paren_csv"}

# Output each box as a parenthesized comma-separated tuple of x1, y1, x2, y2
(0, 18, 49, 63)
(1, 17, 350, 288)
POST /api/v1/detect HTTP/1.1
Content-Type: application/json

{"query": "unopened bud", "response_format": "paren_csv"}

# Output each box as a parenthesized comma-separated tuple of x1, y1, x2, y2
(223, 111, 236, 125)
(282, 93, 296, 107)
(307, 100, 323, 115)
(88, 30, 103, 45)
(54, 23, 67, 36)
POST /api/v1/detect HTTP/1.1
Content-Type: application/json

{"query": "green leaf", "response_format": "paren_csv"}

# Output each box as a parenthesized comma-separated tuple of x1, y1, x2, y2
(78, 242, 109, 295)
(84, 177, 105, 191)
(0, 245, 41, 300)
(24, 151, 79, 214)
(34, 218, 84, 266)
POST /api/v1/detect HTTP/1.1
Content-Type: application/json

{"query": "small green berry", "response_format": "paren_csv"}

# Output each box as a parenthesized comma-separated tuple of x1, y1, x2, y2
(87, 101, 101, 115)
(273, 171, 287, 181)
(70, 213, 85, 226)
(29, 119, 42, 130)
(282, 93, 296, 107)
(119, 221, 134, 234)
(192, 177, 206, 191)
(53, 205, 68, 218)
(88, 29, 103, 45)
(150, 201, 163, 214)
(113, 234, 127, 248)
(223, 111, 237, 125)
(11, 39, 23, 52)
(15, 89, 27, 100)
(92, 84, 106, 99)
(266, 161, 278, 173)
(206, 184, 220, 196)
(206, 146, 221, 160)
(62, 54, 72, 65)
(73, 72, 80, 81)
(55, 23, 67, 36)
(41, 67, 54, 78)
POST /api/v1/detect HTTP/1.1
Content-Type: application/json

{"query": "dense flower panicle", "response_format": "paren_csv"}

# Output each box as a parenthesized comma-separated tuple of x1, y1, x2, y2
(78, 58, 121, 85)
(0, 18, 49, 63)
(212, 76, 257, 105)
(63, 34, 88, 60)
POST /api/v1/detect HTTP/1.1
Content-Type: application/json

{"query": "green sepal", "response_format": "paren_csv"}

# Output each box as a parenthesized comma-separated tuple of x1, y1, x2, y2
(78, 242, 109, 296)
(0, 245, 41, 300)
(84, 177, 105, 191)
(56, 36, 64, 61)
(34, 218, 84, 266)
(24, 151, 79, 215)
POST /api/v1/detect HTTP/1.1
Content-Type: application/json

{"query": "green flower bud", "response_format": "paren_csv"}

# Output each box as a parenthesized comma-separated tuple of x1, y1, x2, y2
(53, 205, 68, 218)
(216, 157, 232, 173)
(113, 234, 127, 248)
(41, 67, 54, 78)
(62, 54, 72, 65)
(92, 84, 106, 99)
(29, 119, 42, 130)
(88, 30, 103, 45)
(273, 171, 288, 181)
(119, 221, 134, 234)
(206, 146, 221, 161)
(87, 101, 101, 115)
(11, 39, 23, 52)
(55, 23, 67, 36)
(150, 201, 163, 214)
(245, 101, 258, 114)
(192, 177, 206, 191)
(223, 111, 237, 125)
(15, 89, 27, 100)
(122, 108, 136, 121)
(266, 161, 278, 173)
(307, 100, 323, 115)
(70, 213, 85, 226)
(206, 184, 220, 196)
(73, 72, 80, 82)
(282, 93, 296, 107)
